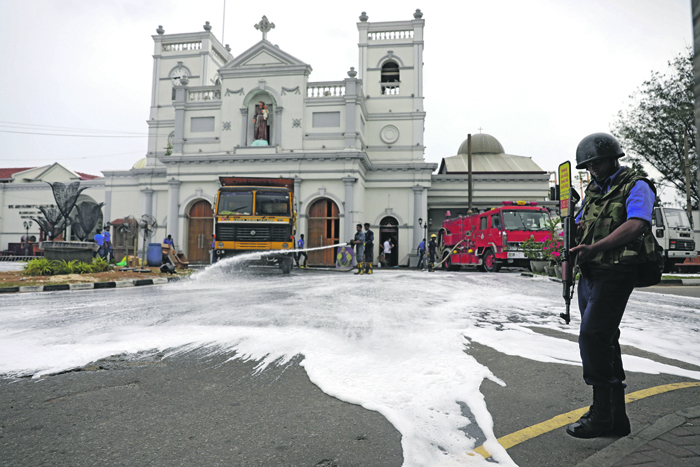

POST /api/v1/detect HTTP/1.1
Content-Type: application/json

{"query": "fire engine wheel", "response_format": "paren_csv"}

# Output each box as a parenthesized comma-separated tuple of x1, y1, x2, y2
(442, 252, 459, 271)
(483, 250, 501, 273)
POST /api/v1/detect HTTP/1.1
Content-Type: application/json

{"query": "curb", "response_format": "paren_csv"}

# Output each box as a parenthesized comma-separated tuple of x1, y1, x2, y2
(519, 273, 700, 286)
(0, 276, 183, 295)
(575, 404, 700, 467)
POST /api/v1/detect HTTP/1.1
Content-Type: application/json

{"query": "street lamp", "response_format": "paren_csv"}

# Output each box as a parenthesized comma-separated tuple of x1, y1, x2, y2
(23, 220, 33, 256)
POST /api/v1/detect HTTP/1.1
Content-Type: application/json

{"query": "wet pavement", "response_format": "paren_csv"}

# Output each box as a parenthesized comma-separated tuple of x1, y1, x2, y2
(1, 266, 698, 466)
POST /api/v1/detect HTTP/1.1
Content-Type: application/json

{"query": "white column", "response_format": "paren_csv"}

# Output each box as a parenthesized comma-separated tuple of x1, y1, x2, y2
(103, 190, 112, 225)
(240, 108, 248, 147)
(413, 185, 423, 247)
(167, 179, 181, 247)
(342, 177, 356, 243)
(141, 188, 154, 217)
(274, 106, 283, 146)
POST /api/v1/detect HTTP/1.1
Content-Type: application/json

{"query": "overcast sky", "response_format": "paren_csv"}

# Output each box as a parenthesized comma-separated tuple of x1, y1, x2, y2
(0, 0, 693, 199)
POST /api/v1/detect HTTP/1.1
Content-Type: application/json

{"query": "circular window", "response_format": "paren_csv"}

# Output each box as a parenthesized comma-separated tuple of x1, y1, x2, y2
(380, 125, 400, 144)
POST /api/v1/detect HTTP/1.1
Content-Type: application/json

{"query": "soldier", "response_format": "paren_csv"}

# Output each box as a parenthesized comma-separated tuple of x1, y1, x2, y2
(566, 133, 655, 439)
(363, 223, 375, 274)
(352, 224, 365, 274)
(427, 234, 437, 272)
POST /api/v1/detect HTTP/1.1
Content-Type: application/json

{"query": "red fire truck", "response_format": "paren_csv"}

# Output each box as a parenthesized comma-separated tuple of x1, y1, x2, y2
(438, 202, 552, 272)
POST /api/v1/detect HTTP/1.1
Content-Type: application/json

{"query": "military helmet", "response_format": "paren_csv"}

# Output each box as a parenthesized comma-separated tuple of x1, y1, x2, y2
(575, 133, 624, 169)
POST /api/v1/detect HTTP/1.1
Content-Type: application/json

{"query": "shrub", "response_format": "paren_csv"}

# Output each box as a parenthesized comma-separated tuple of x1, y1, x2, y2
(23, 258, 57, 276)
(74, 262, 93, 274)
(54, 260, 79, 275)
(90, 257, 112, 273)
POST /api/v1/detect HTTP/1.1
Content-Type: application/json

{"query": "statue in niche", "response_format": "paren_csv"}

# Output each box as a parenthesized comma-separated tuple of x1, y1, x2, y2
(252, 100, 270, 145)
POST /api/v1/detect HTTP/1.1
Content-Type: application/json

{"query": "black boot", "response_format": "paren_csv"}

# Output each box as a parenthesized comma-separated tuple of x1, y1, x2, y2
(566, 386, 614, 438)
(607, 384, 631, 436)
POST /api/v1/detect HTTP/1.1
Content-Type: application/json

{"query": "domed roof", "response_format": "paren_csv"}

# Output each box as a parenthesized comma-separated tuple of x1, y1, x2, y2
(457, 133, 504, 155)
(132, 157, 147, 169)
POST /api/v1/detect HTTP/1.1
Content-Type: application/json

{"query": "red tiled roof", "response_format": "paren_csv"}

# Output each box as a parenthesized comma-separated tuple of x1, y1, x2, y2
(0, 167, 33, 179)
(76, 172, 101, 180)
(0, 167, 101, 181)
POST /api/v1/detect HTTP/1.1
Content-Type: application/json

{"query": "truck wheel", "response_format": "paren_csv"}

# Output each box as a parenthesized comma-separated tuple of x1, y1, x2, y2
(280, 257, 292, 274)
(442, 252, 460, 271)
(483, 250, 501, 273)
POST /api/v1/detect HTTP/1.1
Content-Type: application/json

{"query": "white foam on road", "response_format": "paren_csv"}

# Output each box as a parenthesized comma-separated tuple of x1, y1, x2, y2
(0, 268, 698, 466)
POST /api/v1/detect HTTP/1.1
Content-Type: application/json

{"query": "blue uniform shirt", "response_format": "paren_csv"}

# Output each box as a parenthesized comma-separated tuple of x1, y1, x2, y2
(418, 240, 425, 251)
(576, 166, 654, 224)
(298, 238, 304, 249)
(94, 233, 104, 246)
(104, 231, 111, 243)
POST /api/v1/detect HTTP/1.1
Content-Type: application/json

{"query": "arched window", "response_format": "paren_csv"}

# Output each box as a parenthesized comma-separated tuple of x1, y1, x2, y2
(381, 62, 400, 95)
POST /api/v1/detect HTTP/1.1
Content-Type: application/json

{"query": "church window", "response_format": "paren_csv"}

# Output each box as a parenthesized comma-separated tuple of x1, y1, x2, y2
(381, 61, 400, 95)
(312, 112, 341, 128)
(191, 117, 215, 132)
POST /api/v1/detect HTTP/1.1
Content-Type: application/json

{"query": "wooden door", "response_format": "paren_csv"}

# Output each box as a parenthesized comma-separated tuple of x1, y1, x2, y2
(187, 200, 213, 263)
(307, 198, 339, 266)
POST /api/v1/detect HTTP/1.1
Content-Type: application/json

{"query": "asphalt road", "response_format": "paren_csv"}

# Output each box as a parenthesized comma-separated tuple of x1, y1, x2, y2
(0, 350, 403, 467)
(2, 332, 698, 467)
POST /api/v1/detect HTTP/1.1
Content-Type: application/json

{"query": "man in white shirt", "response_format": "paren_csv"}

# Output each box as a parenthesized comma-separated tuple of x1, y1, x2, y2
(383, 238, 394, 267)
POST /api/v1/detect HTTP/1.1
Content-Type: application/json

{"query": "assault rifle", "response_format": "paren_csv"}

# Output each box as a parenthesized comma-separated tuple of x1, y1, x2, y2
(558, 161, 581, 325)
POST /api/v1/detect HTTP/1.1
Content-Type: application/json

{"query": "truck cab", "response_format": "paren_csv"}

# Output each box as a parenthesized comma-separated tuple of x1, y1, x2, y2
(652, 207, 697, 272)
(214, 177, 296, 273)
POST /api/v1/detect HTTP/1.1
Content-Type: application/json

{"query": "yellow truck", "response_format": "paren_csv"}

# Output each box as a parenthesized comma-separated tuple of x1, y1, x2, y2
(213, 177, 296, 273)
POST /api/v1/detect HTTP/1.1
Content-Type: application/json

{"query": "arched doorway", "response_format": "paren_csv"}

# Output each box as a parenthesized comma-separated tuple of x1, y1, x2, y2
(187, 200, 213, 264)
(307, 198, 340, 266)
(379, 216, 399, 267)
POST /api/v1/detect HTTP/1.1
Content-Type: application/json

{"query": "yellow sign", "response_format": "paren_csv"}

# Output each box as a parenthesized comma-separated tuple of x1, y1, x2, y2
(558, 161, 571, 217)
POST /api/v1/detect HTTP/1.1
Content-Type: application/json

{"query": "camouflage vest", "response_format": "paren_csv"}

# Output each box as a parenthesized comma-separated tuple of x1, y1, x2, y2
(577, 167, 656, 271)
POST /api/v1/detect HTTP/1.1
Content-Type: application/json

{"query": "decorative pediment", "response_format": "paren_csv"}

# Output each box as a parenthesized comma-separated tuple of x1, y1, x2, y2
(221, 40, 312, 76)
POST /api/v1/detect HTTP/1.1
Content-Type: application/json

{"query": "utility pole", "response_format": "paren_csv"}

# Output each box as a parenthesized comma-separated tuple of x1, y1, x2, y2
(683, 129, 694, 227)
(467, 134, 473, 211)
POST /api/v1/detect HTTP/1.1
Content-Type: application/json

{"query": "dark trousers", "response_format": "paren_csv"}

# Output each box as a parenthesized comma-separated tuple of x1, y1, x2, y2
(417, 250, 425, 268)
(364, 246, 373, 263)
(577, 267, 637, 387)
(296, 252, 308, 265)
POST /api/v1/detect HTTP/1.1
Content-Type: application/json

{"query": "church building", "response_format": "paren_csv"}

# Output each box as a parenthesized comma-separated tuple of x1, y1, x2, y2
(104, 11, 435, 265)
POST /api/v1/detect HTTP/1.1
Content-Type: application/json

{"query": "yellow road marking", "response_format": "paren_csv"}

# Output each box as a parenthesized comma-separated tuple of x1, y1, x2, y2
(474, 382, 700, 459)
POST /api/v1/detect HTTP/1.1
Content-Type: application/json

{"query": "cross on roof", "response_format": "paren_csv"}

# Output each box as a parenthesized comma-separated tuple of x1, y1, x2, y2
(477, 127, 484, 133)
(254, 16, 275, 41)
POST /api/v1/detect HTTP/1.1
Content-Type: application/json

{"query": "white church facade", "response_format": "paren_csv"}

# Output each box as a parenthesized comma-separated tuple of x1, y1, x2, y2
(0, 11, 550, 265)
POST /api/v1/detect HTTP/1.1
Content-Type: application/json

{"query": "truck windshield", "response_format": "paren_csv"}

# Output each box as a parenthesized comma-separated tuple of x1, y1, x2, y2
(218, 191, 253, 215)
(664, 209, 692, 229)
(255, 191, 290, 216)
(502, 210, 550, 231)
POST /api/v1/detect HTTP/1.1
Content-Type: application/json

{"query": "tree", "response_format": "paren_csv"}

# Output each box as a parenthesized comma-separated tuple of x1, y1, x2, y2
(613, 48, 698, 209)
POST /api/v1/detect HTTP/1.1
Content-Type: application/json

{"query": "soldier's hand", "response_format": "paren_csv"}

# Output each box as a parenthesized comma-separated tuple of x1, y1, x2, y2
(570, 244, 595, 263)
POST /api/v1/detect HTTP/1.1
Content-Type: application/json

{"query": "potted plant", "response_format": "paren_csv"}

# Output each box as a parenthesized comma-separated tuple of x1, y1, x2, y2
(523, 235, 550, 273)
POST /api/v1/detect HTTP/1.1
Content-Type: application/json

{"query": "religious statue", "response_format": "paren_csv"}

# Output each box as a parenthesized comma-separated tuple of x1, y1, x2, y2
(253, 100, 269, 142)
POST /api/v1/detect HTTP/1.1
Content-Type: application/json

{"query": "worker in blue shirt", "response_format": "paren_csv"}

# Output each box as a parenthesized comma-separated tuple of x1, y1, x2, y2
(103, 225, 112, 260)
(93, 229, 104, 258)
(417, 238, 426, 269)
(566, 133, 656, 440)
(296, 234, 308, 268)
(163, 234, 174, 246)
